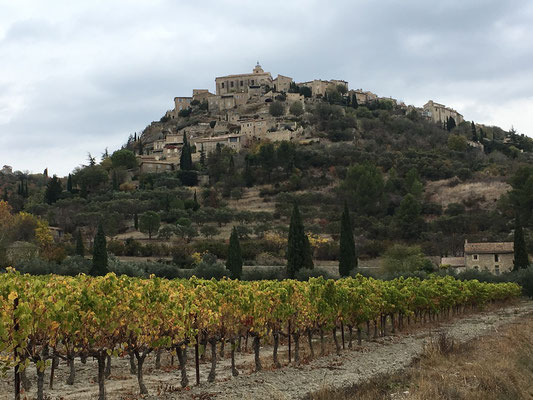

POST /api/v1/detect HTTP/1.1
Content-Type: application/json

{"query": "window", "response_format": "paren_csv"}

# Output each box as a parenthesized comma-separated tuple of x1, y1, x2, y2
(229, 137, 238, 142)
(494, 266, 500, 275)
(474, 266, 479, 271)
(221, 83, 225, 89)
(494, 254, 499, 262)
(251, 80, 255, 85)
(472, 254, 478, 261)
(230, 81, 234, 88)
(240, 80, 243, 86)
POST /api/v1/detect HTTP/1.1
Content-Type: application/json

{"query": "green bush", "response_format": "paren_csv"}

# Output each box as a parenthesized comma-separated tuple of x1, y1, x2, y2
(192, 240, 227, 259)
(56, 256, 90, 276)
(294, 268, 334, 281)
(242, 267, 285, 281)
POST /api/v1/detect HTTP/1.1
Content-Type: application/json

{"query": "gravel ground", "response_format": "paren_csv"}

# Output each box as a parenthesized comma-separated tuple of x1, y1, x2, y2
(2, 300, 531, 400)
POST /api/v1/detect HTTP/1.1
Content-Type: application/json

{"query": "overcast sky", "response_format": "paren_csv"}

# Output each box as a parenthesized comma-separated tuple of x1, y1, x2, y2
(1, 0, 532, 176)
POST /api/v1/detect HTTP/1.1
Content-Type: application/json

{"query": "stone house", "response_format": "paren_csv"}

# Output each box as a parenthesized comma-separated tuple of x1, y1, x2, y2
(273, 74, 293, 92)
(440, 240, 514, 275)
(192, 134, 247, 154)
(423, 100, 464, 126)
(239, 118, 271, 137)
(299, 79, 348, 97)
(138, 159, 177, 174)
(464, 241, 514, 275)
(192, 89, 214, 102)
(174, 97, 192, 112)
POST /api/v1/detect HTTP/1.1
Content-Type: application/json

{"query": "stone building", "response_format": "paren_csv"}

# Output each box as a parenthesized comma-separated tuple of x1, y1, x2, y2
(299, 79, 349, 97)
(273, 74, 293, 93)
(215, 63, 273, 95)
(464, 241, 514, 275)
(423, 100, 464, 126)
(174, 97, 192, 112)
(1, 165, 13, 175)
(441, 241, 514, 275)
(239, 118, 271, 137)
(192, 134, 247, 154)
(192, 89, 214, 102)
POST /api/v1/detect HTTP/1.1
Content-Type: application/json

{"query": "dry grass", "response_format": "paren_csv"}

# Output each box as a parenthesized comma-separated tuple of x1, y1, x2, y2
(308, 313, 533, 400)
(425, 179, 510, 210)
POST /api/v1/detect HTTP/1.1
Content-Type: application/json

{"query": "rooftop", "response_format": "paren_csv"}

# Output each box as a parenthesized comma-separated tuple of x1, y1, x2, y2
(464, 242, 514, 254)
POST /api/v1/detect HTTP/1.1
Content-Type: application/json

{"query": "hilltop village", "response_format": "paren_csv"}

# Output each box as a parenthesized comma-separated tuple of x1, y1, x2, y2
(134, 64, 465, 173)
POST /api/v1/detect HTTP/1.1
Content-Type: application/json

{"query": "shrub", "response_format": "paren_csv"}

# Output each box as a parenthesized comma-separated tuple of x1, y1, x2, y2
(56, 256, 91, 276)
(192, 253, 230, 279)
(294, 268, 334, 281)
(14, 258, 55, 275)
(242, 267, 285, 281)
(269, 101, 285, 117)
(107, 239, 125, 256)
(192, 240, 227, 259)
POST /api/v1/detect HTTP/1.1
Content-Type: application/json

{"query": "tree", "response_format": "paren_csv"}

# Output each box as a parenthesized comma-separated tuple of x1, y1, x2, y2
(446, 116, 456, 132)
(90, 223, 108, 276)
(393, 194, 425, 240)
(243, 159, 254, 187)
(289, 101, 304, 116)
(134, 213, 139, 230)
(382, 244, 433, 274)
(139, 211, 161, 239)
(286, 203, 313, 278)
(44, 175, 63, 205)
(226, 226, 243, 279)
(67, 174, 73, 193)
(471, 121, 478, 142)
(200, 224, 220, 239)
(111, 149, 137, 169)
(339, 202, 357, 276)
(269, 101, 285, 117)
(180, 133, 193, 171)
(447, 134, 468, 151)
(514, 215, 530, 270)
(340, 163, 385, 216)
(199, 144, 206, 167)
(75, 229, 85, 257)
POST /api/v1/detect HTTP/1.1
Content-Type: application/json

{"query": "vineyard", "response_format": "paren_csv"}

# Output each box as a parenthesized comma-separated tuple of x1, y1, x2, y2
(0, 269, 521, 400)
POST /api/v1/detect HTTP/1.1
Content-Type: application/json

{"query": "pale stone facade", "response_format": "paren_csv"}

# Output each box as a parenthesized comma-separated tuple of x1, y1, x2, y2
(464, 241, 514, 275)
(423, 100, 464, 126)
(273, 74, 293, 93)
(174, 96, 192, 111)
(441, 241, 514, 275)
(239, 118, 271, 136)
(192, 134, 246, 153)
(299, 79, 349, 97)
(192, 89, 214, 102)
(215, 63, 273, 95)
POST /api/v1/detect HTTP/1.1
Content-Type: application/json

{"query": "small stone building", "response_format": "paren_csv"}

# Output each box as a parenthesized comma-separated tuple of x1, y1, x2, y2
(464, 241, 514, 275)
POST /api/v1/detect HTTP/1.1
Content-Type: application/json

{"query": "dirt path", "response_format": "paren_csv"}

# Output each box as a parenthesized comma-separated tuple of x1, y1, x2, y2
(2, 301, 531, 400)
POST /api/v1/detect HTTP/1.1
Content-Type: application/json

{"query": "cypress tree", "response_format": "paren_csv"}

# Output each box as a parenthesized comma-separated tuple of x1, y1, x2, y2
(134, 213, 139, 230)
(471, 121, 478, 142)
(286, 203, 313, 278)
(514, 215, 530, 270)
(180, 133, 193, 171)
(226, 226, 243, 279)
(24, 181, 28, 198)
(67, 174, 73, 193)
(90, 223, 108, 276)
(243, 159, 254, 187)
(200, 144, 206, 167)
(75, 230, 85, 257)
(193, 191, 200, 211)
(112, 170, 119, 191)
(339, 202, 357, 276)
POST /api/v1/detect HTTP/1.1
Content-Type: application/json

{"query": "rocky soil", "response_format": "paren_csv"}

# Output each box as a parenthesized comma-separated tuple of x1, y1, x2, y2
(1, 300, 531, 400)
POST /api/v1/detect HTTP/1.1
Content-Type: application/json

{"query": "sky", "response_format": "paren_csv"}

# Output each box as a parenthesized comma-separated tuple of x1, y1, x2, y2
(1, 0, 532, 176)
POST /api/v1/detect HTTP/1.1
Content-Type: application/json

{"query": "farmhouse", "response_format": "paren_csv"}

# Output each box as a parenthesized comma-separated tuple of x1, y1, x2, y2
(441, 240, 514, 275)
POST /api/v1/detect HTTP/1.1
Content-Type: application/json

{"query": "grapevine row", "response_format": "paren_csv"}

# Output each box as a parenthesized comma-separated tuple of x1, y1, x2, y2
(0, 270, 520, 399)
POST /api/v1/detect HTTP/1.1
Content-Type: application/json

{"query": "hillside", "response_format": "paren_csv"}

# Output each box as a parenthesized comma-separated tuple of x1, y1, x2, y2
(1, 71, 533, 275)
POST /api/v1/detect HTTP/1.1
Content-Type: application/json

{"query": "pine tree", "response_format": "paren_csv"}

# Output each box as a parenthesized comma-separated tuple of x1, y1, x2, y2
(90, 223, 108, 276)
(75, 230, 85, 257)
(286, 203, 313, 278)
(514, 215, 530, 270)
(339, 202, 357, 276)
(226, 226, 243, 279)
(67, 174, 73, 193)
(471, 121, 478, 142)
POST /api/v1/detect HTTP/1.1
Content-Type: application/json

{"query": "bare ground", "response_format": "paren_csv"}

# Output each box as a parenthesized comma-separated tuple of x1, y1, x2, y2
(2, 300, 532, 400)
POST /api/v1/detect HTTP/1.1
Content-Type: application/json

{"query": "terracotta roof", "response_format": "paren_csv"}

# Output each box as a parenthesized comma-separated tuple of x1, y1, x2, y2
(440, 257, 465, 267)
(464, 242, 513, 254)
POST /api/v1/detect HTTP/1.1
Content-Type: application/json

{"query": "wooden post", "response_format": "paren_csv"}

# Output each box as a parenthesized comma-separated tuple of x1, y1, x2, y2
(14, 297, 20, 400)
(195, 335, 200, 386)
(288, 321, 291, 363)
